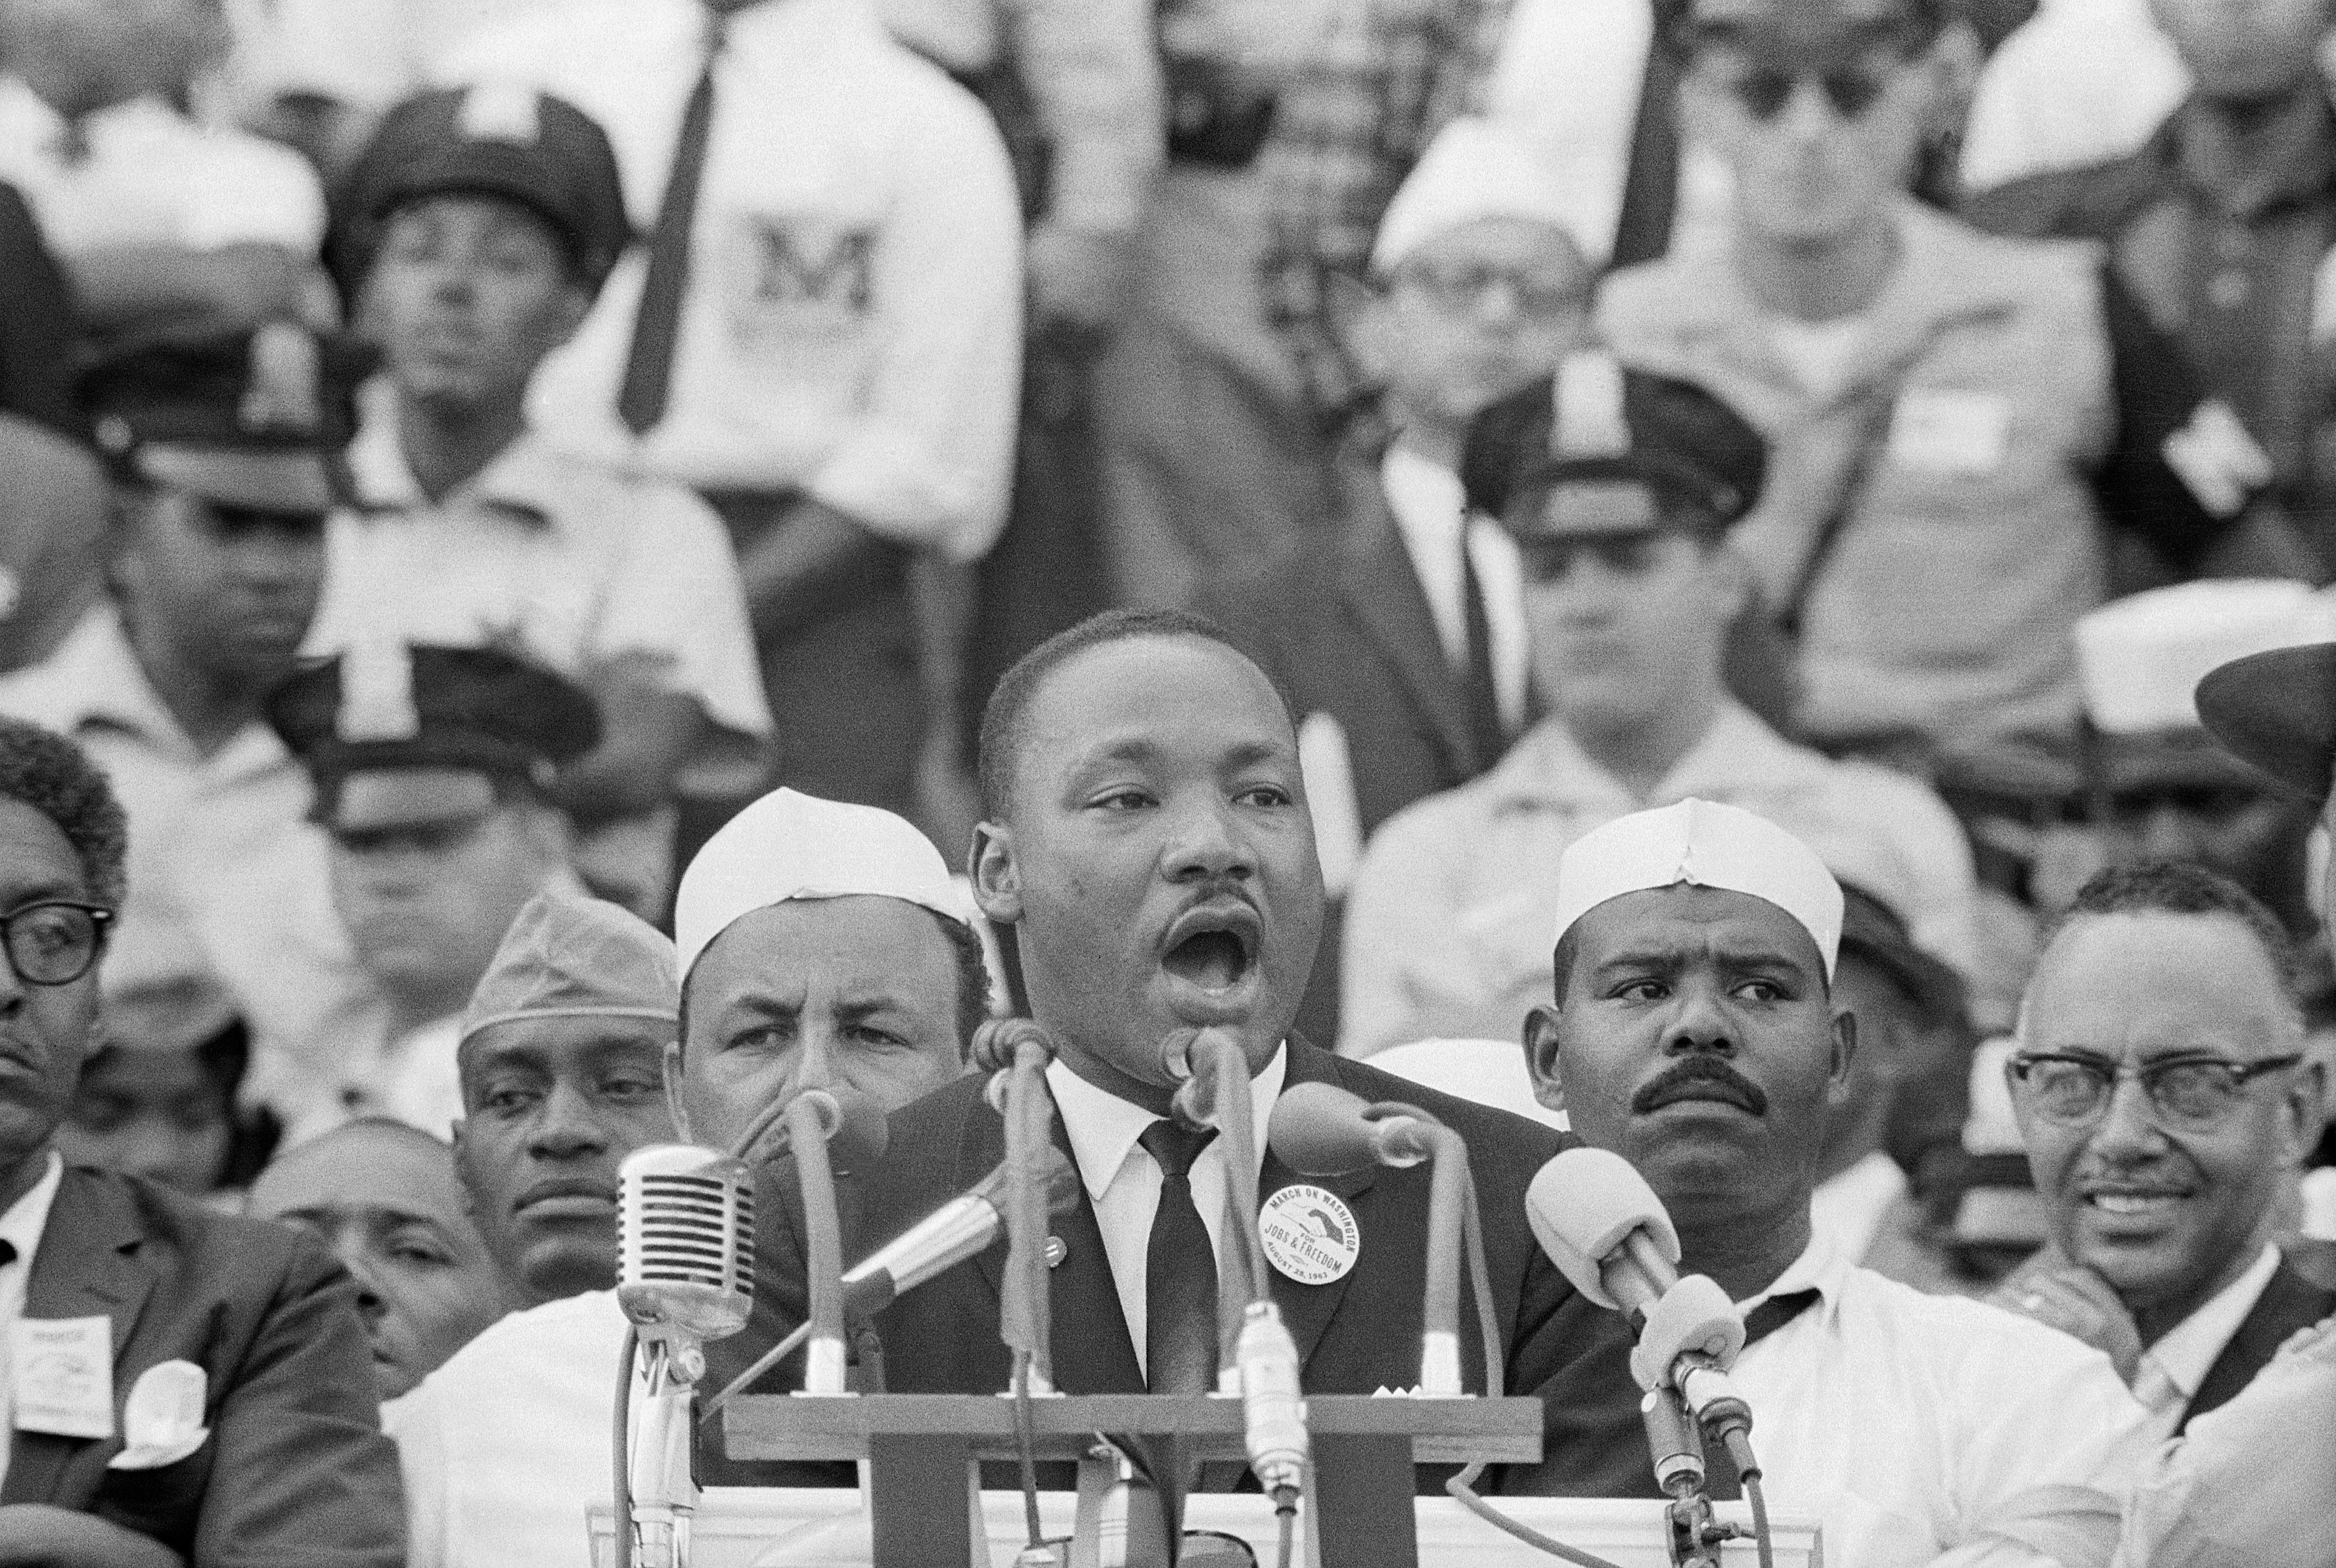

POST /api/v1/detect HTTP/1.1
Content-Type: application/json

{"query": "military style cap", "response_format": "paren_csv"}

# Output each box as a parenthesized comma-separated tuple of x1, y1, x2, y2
(1682, 0, 1948, 63)
(268, 640, 602, 831)
(2197, 642, 2336, 803)
(1462, 349, 1768, 539)
(79, 326, 374, 515)
(460, 887, 677, 1047)
(329, 82, 631, 300)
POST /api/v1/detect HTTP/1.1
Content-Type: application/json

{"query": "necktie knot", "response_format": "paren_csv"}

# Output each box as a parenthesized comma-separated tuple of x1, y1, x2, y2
(1140, 1120, 1217, 1180)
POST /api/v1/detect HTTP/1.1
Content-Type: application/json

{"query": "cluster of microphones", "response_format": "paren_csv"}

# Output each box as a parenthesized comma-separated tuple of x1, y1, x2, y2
(607, 1027, 1770, 1567)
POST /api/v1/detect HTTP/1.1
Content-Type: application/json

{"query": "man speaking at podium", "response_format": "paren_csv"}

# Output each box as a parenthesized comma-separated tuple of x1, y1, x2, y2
(1519, 799, 2153, 1565)
(739, 608, 1594, 1484)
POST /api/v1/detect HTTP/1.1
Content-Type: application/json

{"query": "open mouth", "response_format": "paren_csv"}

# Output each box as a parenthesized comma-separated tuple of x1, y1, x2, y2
(2082, 1188, 2187, 1218)
(1160, 904, 1261, 996)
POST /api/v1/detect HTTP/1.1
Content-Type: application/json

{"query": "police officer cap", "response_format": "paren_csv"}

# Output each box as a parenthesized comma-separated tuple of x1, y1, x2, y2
(330, 83, 630, 300)
(2197, 642, 2336, 803)
(269, 640, 602, 831)
(1462, 349, 1767, 539)
(79, 326, 374, 515)
(1682, 0, 1949, 61)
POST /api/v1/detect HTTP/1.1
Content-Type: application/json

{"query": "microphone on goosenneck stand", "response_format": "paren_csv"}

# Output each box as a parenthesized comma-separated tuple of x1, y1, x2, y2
(838, 1149, 1081, 1316)
(616, 1144, 757, 1568)
(1525, 1148, 1764, 1502)
(1269, 1082, 1479, 1397)
(775, 1088, 890, 1394)
(1161, 1029, 1309, 1504)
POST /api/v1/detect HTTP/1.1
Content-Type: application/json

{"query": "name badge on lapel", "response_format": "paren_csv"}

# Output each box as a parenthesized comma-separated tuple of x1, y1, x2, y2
(1886, 388, 2011, 476)
(9, 1316, 114, 1439)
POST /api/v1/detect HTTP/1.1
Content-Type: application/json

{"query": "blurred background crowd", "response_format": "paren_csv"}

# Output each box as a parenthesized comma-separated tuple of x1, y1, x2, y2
(0, 0, 2333, 1443)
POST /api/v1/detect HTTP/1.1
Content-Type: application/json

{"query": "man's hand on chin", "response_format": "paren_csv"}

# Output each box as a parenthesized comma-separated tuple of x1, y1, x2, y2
(0, 1506, 181, 1568)
(1990, 1245, 2145, 1383)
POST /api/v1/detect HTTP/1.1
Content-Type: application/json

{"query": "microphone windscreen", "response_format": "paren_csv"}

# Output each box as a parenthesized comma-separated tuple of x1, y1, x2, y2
(1525, 1148, 1680, 1307)
(825, 1090, 891, 1169)
(1267, 1081, 1383, 1177)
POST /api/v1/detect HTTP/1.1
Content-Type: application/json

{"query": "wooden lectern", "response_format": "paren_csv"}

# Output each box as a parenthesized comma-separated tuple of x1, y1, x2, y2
(721, 1391, 1544, 1568)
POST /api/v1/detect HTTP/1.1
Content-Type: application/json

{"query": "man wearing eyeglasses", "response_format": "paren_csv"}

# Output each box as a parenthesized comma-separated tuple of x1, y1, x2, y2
(1600, 0, 2287, 786)
(0, 717, 402, 1566)
(1995, 861, 2333, 1439)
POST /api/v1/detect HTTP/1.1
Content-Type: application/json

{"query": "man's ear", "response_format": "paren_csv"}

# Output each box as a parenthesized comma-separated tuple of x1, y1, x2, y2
(2278, 1053, 2328, 1165)
(970, 820, 1022, 925)
(449, 1119, 481, 1214)
(1826, 1005, 1860, 1109)
(662, 1037, 694, 1143)
(1523, 1004, 1566, 1117)
(552, 280, 594, 349)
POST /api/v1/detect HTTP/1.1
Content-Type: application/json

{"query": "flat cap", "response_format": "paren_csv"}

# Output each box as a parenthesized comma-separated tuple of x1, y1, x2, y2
(330, 82, 631, 299)
(269, 640, 602, 828)
(1462, 350, 1768, 536)
(80, 326, 374, 514)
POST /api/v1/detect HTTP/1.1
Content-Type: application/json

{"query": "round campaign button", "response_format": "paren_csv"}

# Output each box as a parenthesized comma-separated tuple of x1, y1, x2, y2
(1259, 1184, 1360, 1286)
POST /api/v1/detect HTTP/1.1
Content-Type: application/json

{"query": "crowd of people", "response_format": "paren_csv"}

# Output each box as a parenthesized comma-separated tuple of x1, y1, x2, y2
(0, 0, 2334, 1563)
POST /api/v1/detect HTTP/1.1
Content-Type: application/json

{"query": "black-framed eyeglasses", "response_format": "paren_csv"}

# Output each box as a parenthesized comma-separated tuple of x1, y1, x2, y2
(2008, 1051, 2304, 1133)
(0, 901, 113, 987)
(1724, 65, 1897, 122)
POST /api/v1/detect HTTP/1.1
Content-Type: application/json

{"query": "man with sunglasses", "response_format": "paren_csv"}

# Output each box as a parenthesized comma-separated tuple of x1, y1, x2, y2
(1339, 352, 1976, 1056)
(1996, 861, 2332, 1438)
(1600, 0, 2280, 785)
(0, 717, 402, 1565)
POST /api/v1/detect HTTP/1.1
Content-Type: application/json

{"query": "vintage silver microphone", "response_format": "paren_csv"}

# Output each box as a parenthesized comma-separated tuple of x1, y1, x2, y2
(617, 1144, 756, 1568)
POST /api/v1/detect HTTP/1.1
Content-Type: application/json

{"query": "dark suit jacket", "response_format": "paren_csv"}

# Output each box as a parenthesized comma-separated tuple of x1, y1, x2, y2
(706, 1037, 1627, 1494)
(1203, 451, 1512, 1043)
(2178, 1252, 2336, 1435)
(3, 1163, 404, 1566)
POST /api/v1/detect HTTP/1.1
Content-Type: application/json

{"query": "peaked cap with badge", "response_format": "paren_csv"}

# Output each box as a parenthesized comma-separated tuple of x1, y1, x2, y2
(79, 325, 375, 515)
(1460, 348, 1770, 540)
(1682, 0, 1951, 63)
(328, 81, 631, 302)
(267, 639, 602, 831)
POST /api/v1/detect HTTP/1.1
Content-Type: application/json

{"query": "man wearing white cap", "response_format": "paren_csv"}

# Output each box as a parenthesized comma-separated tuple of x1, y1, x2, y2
(1516, 798, 2152, 1565)
(382, 786, 988, 1568)
(1208, 116, 1592, 1041)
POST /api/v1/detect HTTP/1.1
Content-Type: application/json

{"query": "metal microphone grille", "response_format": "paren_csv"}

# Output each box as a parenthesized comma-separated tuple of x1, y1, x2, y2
(618, 1144, 757, 1342)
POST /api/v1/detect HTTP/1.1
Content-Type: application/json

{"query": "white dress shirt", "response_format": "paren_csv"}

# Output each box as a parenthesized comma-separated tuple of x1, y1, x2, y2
(2128, 1242, 2281, 1440)
(1378, 445, 1529, 736)
(1729, 1234, 2153, 1568)
(386, 1288, 634, 1568)
(1481, 0, 1734, 265)
(434, 0, 1023, 561)
(0, 1152, 66, 1497)
(1045, 1046, 1286, 1380)
(0, 77, 323, 256)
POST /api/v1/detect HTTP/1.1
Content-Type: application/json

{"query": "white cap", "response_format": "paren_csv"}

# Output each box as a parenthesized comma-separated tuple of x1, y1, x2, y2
(1370, 116, 1583, 275)
(673, 788, 968, 978)
(2075, 579, 2334, 734)
(1551, 799, 1845, 978)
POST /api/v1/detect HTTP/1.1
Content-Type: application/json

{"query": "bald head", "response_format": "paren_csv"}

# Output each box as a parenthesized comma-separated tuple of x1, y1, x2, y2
(251, 1120, 511, 1398)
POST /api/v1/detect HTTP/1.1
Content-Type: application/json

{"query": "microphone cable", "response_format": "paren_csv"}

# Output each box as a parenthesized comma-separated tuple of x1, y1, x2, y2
(612, 1326, 639, 1568)
(696, 1318, 812, 1425)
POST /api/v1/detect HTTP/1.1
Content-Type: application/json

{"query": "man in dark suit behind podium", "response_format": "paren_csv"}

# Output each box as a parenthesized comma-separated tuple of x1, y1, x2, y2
(734, 609, 1600, 1492)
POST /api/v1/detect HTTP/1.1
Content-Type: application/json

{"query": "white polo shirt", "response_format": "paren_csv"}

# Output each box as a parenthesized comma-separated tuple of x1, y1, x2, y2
(0, 76, 323, 256)
(432, 0, 1023, 562)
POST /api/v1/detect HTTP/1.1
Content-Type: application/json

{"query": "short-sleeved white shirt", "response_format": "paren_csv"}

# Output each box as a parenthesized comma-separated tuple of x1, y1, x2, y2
(0, 76, 324, 255)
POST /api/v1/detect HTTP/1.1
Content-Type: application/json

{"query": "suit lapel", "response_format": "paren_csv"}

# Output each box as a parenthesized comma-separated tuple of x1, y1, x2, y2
(2180, 1259, 2336, 1433)
(3, 1167, 154, 1506)
(1337, 482, 1477, 778)
(1265, 1041, 1377, 1373)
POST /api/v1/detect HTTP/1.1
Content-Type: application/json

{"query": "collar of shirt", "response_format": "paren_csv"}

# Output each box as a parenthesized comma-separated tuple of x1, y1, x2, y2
(1478, 698, 1810, 816)
(2137, 1242, 2283, 1409)
(1808, 1150, 1909, 1266)
(348, 383, 574, 529)
(1734, 1226, 1851, 1331)
(1378, 444, 1530, 729)
(0, 1150, 64, 1282)
(1046, 1043, 1287, 1203)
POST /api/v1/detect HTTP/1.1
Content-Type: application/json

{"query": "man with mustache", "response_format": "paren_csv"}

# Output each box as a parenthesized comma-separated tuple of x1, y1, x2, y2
(449, 888, 683, 1307)
(738, 608, 1597, 1493)
(1519, 797, 2153, 1565)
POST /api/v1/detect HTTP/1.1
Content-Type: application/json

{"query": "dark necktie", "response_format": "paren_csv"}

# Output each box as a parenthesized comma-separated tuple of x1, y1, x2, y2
(1458, 524, 1506, 771)
(0, 1237, 14, 1266)
(1609, 0, 1689, 269)
(1703, 1288, 1820, 1500)
(617, 18, 726, 435)
(1139, 1121, 1220, 1395)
